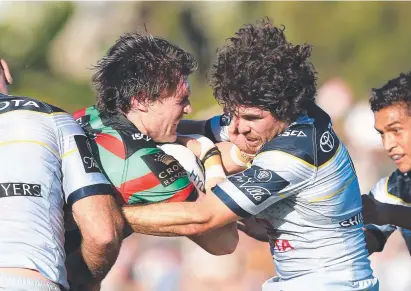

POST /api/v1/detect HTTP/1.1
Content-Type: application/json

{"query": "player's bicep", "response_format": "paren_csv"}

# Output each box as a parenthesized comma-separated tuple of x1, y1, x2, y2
(71, 194, 122, 243)
(211, 150, 313, 218)
(212, 165, 290, 218)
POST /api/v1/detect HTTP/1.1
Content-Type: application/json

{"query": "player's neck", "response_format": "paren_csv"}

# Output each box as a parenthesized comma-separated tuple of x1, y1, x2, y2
(125, 110, 150, 136)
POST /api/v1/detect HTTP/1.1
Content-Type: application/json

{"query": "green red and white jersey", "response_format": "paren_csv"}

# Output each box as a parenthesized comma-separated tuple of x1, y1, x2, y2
(73, 106, 198, 205)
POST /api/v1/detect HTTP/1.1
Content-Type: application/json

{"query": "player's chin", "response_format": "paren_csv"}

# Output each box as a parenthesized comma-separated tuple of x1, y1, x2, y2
(398, 160, 411, 174)
(244, 141, 262, 154)
(236, 145, 258, 155)
(163, 132, 178, 143)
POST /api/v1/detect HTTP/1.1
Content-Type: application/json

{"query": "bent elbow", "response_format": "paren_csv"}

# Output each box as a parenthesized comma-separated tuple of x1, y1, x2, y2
(225, 235, 239, 255)
(91, 228, 120, 249)
(183, 223, 211, 236)
(89, 217, 124, 249)
(220, 232, 240, 255)
(183, 207, 214, 236)
(204, 233, 239, 256)
(209, 241, 239, 256)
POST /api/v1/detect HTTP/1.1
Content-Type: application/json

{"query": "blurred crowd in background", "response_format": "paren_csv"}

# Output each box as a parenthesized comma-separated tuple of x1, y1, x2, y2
(1, 2, 411, 291)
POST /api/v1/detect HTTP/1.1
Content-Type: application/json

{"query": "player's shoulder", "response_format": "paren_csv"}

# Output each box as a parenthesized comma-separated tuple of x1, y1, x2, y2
(260, 118, 315, 165)
(374, 169, 411, 204)
(75, 106, 157, 160)
(205, 113, 231, 143)
(387, 170, 401, 196)
(370, 170, 400, 201)
(260, 104, 340, 168)
(0, 93, 66, 115)
(369, 175, 389, 200)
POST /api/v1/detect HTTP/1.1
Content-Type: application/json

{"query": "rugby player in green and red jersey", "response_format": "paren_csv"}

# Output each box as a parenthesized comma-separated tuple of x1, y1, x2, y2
(67, 32, 239, 258)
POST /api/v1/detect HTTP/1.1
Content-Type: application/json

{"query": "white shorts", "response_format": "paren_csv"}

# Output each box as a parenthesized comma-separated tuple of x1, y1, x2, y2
(0, 273, 61, 291)
(262, 275, 379, 291)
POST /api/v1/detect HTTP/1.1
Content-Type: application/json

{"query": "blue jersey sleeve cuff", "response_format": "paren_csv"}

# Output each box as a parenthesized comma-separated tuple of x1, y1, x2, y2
(212, 185, 252, 219)
(67, 184, 115, 206)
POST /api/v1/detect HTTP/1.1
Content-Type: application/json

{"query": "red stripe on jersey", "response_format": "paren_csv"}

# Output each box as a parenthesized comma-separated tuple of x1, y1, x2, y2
(120, 172, 161, 202)
(166, 183, 195, 203)
(95, 133, 126, 159)
(72, 108, 86, 120)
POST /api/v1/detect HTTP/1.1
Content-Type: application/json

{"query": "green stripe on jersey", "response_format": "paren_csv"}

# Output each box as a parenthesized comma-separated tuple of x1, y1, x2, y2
(97, 145, 127, 187)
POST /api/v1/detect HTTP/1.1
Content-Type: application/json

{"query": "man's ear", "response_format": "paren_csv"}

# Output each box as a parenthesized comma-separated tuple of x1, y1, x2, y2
(131, 96, 148, 112)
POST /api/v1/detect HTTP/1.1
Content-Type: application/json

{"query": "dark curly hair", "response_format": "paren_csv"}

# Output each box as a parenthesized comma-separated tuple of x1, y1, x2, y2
(209, 18, 317, 123)
(370, 71, 411, 113)
(92, 32, 197, 116)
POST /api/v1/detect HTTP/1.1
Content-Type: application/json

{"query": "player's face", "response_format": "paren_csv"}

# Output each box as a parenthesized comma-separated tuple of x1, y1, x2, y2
(146, 78, 192, 142)
(375, 102, 411, 173)
(228, 106, 284, 155)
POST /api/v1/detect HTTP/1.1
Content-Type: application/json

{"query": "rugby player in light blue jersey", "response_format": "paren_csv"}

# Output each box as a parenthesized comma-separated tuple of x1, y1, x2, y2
(0, 61, 124, 291)
(363, 72, 411, 255)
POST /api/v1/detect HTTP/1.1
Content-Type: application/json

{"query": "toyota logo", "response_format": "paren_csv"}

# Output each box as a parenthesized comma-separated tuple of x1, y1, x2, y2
(320, 131, 334, 153)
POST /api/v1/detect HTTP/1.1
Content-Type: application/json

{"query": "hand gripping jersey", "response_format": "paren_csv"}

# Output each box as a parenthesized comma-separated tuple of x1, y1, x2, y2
(207, 104, 377, 290)
(0, 94, 114, 290)
(364, 170, 411, 253)
(73, 106, 199, 205)
(158, 143, 206, 193)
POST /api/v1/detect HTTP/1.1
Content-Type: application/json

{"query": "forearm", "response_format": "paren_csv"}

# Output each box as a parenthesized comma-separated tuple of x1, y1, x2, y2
(82, 237, 121, 280)
(215, 142, 250, 175)
(364, 229, 383, 256)
(363, 223, 392, 256)
(188, 222, 239, 255)
(66, 236, 121, 288)
(384, 203, 411, 229)
(122, 202, 211, 236)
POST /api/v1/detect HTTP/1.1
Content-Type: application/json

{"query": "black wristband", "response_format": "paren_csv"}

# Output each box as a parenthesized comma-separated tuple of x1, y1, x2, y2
(201, 147, 221, 164)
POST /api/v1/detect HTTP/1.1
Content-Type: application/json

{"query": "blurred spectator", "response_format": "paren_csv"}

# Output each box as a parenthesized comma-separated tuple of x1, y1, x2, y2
(371, 232, 411, 291)
(317, 78, 353, 122)
(343, 101, 381, 151)
(343, 101, 394, 193)
(132, 238, 182, 291)
(103, 233, 273, 291)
